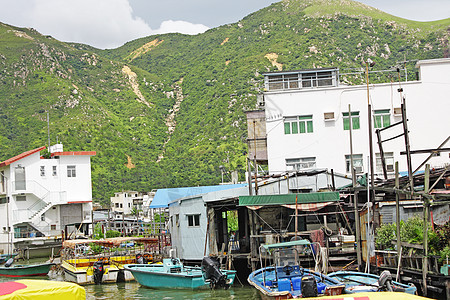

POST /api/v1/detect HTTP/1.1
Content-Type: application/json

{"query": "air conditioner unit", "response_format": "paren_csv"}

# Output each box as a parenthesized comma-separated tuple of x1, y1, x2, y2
(257, 94, 265, 108)
(393, 107, 402, 116)
(355, 166, 363, 174)
(324, 112, 335, 121)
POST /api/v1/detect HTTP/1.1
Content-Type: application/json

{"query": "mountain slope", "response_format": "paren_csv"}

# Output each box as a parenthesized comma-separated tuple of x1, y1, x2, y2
(0, 0, 449, 204)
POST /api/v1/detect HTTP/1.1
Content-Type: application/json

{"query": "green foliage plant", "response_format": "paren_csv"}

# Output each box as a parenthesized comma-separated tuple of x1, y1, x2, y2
(106, 230, 121, 238)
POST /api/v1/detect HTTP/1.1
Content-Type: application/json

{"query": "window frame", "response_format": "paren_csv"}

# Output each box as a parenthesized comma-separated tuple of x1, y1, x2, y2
(345, 154, 364, 174)
(286, 157, 317, 170)
(187, 214, 201, 227)
(284, 115, 313, 135)
(343, 112, 360, 130)
(373, 109, 391, 129)
(376, 152, 395, 173)
(67, 165, 76, 178)
(40, 166, 45, 177)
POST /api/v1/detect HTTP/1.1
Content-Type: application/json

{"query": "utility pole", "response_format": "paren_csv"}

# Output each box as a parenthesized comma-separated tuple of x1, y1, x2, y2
(253, 121, 258, 195)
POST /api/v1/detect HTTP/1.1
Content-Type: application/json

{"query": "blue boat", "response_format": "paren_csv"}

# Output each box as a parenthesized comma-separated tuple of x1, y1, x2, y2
(328, 270, 417, 294)
(248, 240, 344, 299)
(124, 257, 236, 290)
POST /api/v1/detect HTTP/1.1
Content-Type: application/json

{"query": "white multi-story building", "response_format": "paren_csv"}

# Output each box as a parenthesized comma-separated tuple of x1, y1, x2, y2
(262, 58, 450, 177)
(111, 191, 149, 215)
(0, 144, 95, 253)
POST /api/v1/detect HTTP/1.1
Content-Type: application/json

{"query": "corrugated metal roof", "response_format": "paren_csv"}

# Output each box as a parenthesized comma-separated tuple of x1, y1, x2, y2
(149, 184, 247, 208)
(0, 146, 46, 167)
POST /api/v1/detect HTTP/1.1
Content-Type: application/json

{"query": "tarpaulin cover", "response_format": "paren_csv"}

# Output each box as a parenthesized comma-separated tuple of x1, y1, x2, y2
(239, 192, 339, 206)
(0, 279, 85, 299)
(262, 239, 311, 250)
(150, 184, 247, 208)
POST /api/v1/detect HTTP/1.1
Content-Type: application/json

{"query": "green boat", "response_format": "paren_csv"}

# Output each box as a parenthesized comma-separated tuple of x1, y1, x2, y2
(0, 262, 55, 277)
(125, 257, 236, 289)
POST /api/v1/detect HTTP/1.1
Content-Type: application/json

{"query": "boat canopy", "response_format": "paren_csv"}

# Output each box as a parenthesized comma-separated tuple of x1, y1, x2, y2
(239, 192, 339, 206)
(262, 239, 311, 251)
(62, 237, 158, 249)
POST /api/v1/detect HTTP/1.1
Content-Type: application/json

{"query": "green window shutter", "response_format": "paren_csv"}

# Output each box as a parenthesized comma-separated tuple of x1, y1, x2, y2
(374, 115, 381, 128)
(299, 121, 306, 133)
(353, 117, 360, 129)
(307, 120, 313, 133)
(284, 122, 291, 134)
(343, 117, 349, 130)
(292, 122, 298, 134)
(383, 115, 390, 127)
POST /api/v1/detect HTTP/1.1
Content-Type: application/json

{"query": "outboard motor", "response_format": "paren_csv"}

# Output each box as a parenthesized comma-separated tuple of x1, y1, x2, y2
(378, 270, 393, 292)
(136, 254, 144, 264)
(93, 260, 105, 285)
(301, 275, 318, 297)
(4, 258, 13, 268)
(201, 257, 228, 289)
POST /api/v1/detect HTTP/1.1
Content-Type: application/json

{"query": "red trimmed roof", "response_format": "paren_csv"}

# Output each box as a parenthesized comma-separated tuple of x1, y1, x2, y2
(51, 151, 96, 157)
(0, 146, 46, 168)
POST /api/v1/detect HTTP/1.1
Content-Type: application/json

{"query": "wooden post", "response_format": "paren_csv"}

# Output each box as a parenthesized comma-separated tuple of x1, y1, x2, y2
(354, 190, 362, 271)
(395, 162, 401, 273)
(295, 194, 298, 239)
(401, 101, 414, 192)
(422, 164, 430, 296)
(253, 121, 258, 195)
(248, 209, 256, 271)
(247, 157, 253, 196)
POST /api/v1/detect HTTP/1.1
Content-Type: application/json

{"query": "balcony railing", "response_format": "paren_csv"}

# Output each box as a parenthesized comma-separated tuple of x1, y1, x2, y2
(11, 180, 49, 200)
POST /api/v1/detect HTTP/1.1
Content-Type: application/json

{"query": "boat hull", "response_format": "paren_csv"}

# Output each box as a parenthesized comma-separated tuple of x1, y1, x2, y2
(62, 259, 119, 285)
(125, 263, 236, 290)
(0, 262, 54, 277)
(248, 266, 344, 299)
(328, 271, 417, 294)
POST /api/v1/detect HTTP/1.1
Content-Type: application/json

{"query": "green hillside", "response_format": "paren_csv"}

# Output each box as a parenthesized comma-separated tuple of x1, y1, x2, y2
(0, 0, 449, 204)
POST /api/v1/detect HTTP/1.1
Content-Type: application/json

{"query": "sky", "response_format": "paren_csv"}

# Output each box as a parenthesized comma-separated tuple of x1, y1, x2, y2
(0, 0, 449, 49)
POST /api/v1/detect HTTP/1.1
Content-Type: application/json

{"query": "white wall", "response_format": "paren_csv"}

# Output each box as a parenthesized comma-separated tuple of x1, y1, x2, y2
(169, 196, 207, 260)
(264, 58, 450, 177)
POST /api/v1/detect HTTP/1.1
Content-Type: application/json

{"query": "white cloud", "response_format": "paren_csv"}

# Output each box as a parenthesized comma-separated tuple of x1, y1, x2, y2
(154, 20, 209, 36)
(0, 0, 209, 49)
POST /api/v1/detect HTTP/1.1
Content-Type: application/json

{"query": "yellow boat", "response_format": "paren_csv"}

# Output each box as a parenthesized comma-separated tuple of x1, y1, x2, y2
(304, 291, 433, 300)
(62, 257, 120, 285)
(61, 237, 157, 284)
(0, 279, 85, 300)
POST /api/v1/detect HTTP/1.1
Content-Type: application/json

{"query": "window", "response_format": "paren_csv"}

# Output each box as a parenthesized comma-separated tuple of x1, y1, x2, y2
(301, 71, 334, 88)
(16, 195, 26, 201)
(40, 166, 45, 177)
(175, 214, 180, 227)
(52, 166, 57, 176)
(67, 166, 76, 177)
(374, 109, 391, 128)
(266, 70, 336, 91)
(284, 115, 313, 134)
(51, 225, 56, 230)
(0, 171, 4, 193)
(376, 152, 394, 173)
(286, 157, 316, 170)
(345, 154, 364, 174)
(343, 112, 360, 130)
(0, 197, 9, 204)
(41, 213, 45, 221)
(187, 214, 200, 227)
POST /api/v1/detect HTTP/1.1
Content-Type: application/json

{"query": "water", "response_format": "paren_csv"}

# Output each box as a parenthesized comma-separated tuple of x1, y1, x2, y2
(0, 270, 260, 299)
(84, 282, 260, 300)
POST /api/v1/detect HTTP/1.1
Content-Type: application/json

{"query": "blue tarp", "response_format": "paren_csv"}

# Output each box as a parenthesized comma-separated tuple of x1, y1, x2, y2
(149, 184, 247, 208)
